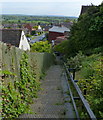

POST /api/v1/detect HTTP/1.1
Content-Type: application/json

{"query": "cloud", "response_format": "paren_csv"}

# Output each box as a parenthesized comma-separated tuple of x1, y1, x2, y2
(2, 2, 81, 16)
(1, 0, 102, 4)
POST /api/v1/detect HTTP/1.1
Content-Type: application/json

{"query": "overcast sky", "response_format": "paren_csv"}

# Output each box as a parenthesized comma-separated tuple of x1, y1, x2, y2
(1, 0, 103, 17)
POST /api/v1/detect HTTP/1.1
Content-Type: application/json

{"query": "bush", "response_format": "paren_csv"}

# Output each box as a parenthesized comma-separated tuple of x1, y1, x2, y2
(26, 34, 32, 38)
(67, 51, 85, 70)
(30, 41, 52, 53)
(54, 40, 69, 56)
(92, 46, 103, 54)
(31, 30, 36, 35)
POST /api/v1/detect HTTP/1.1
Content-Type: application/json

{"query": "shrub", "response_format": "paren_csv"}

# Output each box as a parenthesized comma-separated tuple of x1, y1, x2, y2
(26, 34, 32, 38)
(30, 41, 52, 53)
(54, 40, 69, 56)
(67, 51, 85, 70)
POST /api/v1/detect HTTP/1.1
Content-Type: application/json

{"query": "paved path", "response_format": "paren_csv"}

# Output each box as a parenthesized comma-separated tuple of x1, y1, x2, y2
(20, 65, 75, 118)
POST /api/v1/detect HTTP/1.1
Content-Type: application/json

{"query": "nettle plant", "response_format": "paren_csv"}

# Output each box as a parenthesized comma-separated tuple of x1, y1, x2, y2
(78, 55, 103, 118)
(2, 52, 40, 118)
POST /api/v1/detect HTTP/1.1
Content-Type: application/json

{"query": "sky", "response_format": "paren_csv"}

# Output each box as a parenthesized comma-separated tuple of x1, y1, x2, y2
(1, 0, 103, 17)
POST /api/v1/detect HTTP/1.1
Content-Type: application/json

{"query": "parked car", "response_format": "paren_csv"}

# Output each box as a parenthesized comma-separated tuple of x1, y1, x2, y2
(27, 37, 31, 42)
(30, 40, 35, 44)
(34, 33, 38, 36)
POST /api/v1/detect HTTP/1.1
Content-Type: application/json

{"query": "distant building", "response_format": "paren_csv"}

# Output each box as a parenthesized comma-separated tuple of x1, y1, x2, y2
(23, 23, 32, 34)
(37, 25, 42, 32)
(0, 29, 30, 51)
(3, 23, 22, 29)
(48, 25, 70, 42)
(61, 22, 73, 29)
(43, 24, 53, 31)
(43, 26, 51, 31)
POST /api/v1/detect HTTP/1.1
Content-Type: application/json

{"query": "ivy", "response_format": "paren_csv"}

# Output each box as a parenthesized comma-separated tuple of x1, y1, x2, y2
(16, 52, 40, 102)
(2, 52, 40, 118)
(2, 82, 28, 118)
(1, 70, 16, 78)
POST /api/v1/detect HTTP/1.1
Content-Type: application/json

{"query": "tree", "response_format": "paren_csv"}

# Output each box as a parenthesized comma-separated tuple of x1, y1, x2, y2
(33, 26, 38, 30)
(67, 3, 103, 56)
(18, 20, 21, 23)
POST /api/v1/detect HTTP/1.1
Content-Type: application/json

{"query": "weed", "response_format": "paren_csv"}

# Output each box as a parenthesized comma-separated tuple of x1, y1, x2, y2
(54, 102, 64, 105)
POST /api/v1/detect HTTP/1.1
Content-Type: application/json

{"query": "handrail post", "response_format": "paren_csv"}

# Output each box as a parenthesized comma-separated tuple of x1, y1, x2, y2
(73, 68, 75, 80)
(68, 68, 76, 80)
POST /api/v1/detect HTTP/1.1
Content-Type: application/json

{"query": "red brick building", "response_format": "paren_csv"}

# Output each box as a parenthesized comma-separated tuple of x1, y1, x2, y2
(48, 26, 70, 42)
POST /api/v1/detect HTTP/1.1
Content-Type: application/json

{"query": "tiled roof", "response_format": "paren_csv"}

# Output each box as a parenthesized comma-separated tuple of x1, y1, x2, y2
(61, 22, 73, 29)
(24, 24, 32, 31)
(49, 26, 70, 33)
(80, 5, 92, 15)
(0, 29, 22, 47)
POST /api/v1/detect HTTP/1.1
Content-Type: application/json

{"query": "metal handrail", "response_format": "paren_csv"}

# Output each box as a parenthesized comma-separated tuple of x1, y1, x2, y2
(64, 62, 97, 120)
(64, 71, 80, 120)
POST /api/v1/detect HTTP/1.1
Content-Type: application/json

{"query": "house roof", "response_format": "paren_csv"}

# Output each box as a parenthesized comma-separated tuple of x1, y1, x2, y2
(80, 5, 91, 15)
(56, 36, 65, 39)
(38, 25, 42, 30)
(24, 24, 32, 31)
(49, 26, 70, 33)
(61, 22, 73, 29)
(0, 29, 22, 47)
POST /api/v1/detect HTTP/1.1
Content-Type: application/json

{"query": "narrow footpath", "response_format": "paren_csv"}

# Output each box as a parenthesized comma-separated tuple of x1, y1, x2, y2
(20, 62, 76, 118)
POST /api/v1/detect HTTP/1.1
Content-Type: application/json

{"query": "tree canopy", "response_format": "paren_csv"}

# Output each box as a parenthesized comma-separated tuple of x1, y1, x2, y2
(69, 3, 103, 56)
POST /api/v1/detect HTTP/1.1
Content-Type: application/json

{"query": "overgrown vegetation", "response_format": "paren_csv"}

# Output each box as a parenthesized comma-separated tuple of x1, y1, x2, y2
(54, 2, 103, 118)
(54, 40, 69, 56)
(67, 52, 103, 118)
(2, 52, 40, 118)
(30, 41, 52, 53)
(68, 3, 103, 56)
(67, 51, 85, 70)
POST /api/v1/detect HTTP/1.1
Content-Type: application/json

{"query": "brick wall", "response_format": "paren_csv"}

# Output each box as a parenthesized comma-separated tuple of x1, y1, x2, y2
(48, 31, 64, 41)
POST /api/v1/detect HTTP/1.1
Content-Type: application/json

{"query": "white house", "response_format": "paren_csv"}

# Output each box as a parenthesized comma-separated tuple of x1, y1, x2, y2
(0, 29, 30, 51)
(37, 25, 42, 32)
(19, 31, 30, 51)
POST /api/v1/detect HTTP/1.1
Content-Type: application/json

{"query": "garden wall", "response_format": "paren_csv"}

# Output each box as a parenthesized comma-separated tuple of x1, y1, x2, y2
(0, 41, 54, 83)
